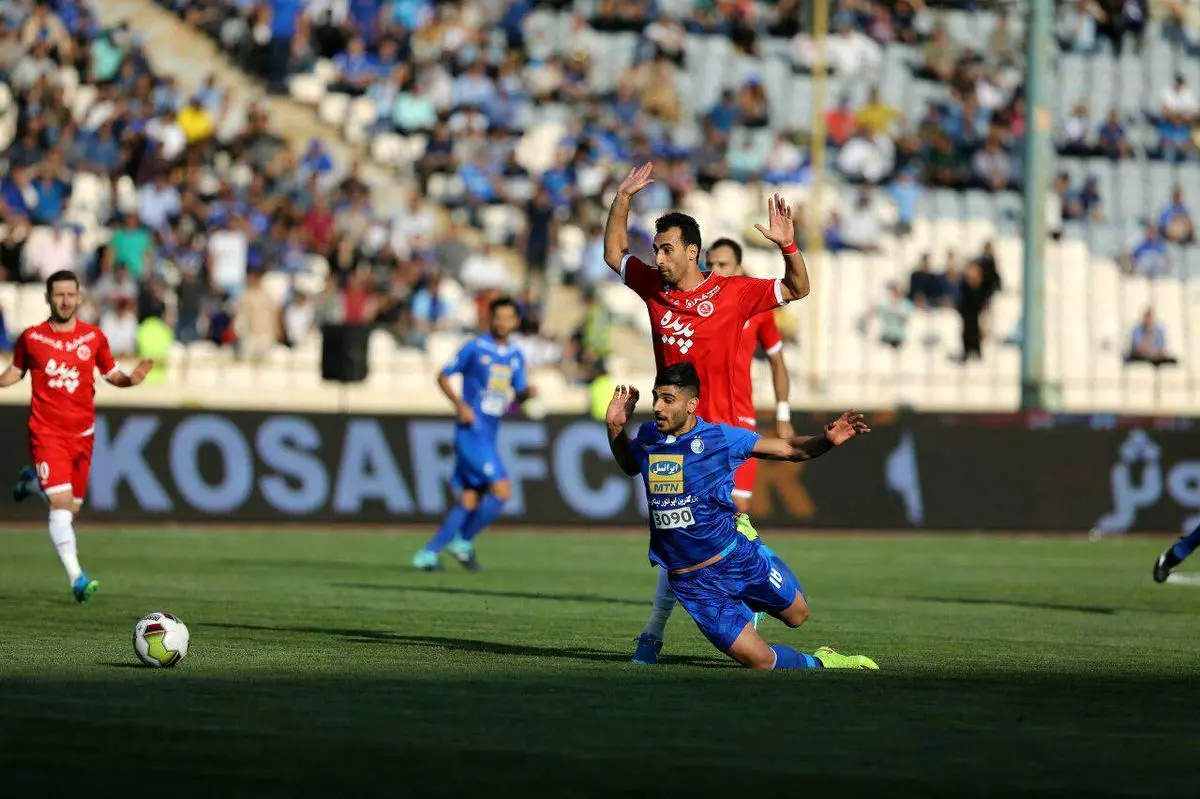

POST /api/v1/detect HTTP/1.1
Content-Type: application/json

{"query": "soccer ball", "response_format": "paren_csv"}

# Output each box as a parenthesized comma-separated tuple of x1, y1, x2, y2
(132, 612, 190, 668)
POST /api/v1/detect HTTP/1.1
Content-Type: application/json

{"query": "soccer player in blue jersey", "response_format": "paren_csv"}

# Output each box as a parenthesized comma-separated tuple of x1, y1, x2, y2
(605, 363, 878, 670)
(412, 296, 535, 572)
(1153, 523, 1200, 583)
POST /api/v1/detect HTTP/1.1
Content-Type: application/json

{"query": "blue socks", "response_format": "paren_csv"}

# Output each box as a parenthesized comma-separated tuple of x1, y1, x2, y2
(1172, 522, 1200, 561)
(770, 645, 822, 670)
(461, 494, 505, 543)
(424, 503, 471, 554)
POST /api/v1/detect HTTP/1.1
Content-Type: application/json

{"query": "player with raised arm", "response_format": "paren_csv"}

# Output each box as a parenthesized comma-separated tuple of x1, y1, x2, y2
(604, 162, 811, 665)
(412, 296, 536, 572)
(3, 270, 153, 602)
(605, 364, 878, 671)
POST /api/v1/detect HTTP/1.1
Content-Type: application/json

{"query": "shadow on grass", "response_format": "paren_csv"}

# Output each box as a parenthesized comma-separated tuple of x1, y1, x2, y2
(99, 662, 149, 669)
(201, 621, 729, 668)
(908, 596, 1116, 615)
(335, 581, 649, 607)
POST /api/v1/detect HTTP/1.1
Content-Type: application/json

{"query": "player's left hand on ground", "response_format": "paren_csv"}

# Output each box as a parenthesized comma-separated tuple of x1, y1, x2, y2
(825, 411, 870, 445)
(753, 193, 796, 248)
(130, 359, 154, 386)
(605, 385, 640, 428)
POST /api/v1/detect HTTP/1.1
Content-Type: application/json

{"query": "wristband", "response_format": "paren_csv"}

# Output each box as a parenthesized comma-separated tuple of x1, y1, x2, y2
(780, 241, 798, 255)
(776, 402, 791, 423)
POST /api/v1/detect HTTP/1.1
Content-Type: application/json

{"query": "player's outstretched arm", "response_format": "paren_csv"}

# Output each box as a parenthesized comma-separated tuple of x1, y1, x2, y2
(104, 359, 153, 388)
(603, 163, 654, 274)
(605, 384, 641, 477)
(766, 348, 793, 440)
(0, 365, 23, 388)
(752, 411, 870, 462)
(754, 193, 810, 302)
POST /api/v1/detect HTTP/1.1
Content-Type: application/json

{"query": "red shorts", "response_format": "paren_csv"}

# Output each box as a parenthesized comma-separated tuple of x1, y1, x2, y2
(731, 416, 758, 498)
(30, 432, 94, 502)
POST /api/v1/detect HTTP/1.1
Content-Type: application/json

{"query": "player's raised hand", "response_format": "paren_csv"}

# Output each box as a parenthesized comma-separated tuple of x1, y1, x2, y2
(824, 410, 870, 445)
(129, 359, 154, 386)
(617, 163, 655, 199)
(605, 384, 640, 429)
(754, 193, 796, 248)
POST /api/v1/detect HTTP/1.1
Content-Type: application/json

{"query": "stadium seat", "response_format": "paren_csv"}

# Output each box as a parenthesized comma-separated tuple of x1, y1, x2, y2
(289, 73, 326, 105)
(318, 93, 351, 127)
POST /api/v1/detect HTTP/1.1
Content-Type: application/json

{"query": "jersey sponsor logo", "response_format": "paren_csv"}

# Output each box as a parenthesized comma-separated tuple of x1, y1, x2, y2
(682, 283, 722, 307)
(647, 454, 684, 494)
(658, 309, 695, 355)
(45, 358, 81, 394)
(696, 300, 714, 317)
(652, 506, 695, 530)
(690, 437, 704, 454)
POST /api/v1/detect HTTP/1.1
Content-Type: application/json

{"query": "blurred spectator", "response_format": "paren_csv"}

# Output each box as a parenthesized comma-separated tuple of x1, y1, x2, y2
(1119, 222, 1169, 276)
(408, 270, 454, 349)
(792, 15, 882, 78)
(101, 295, 139, 357)
(574, 288, 612, 375)
(839, 189, 883, 253)
(1060, 102, 1095, 157)
(0, 303, 11, 351)
(971, 138, 1015, 191)
(137, 171, 182, 232)
(887, 167, 922, 236)
(908, 253, 943, 309)
(283, 290, 315, 348)
(209, 218, 249, 295)
(860, 283, 913, 349)
(26, 224, 77, 283)
(919, 23, 957, 83)
(110, 214, 152, 278)
(825, 96, 857, 148)
(1159, 186, 1195, 244)
(926, 133, 969, 189)
(855, 86, 901, 139)
(175, 265, 205, 343)
(957, 262, 988, 362)
(137, 312, 174, 386)
(235, 271, 281, 362)
(1063, 176, 1105, 223)
(1097, 110, 1131, 159)
(1057, 1, 1102, 53)
(1126, 308, 1177, 366)
(0, 224, 25, 283)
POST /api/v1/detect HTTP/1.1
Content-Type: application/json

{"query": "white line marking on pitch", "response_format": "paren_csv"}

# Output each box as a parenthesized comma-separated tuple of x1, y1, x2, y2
(1166, 573, 1200, 586)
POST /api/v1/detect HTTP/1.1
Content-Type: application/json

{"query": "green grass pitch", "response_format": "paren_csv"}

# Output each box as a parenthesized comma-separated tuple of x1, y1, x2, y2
(2, 529, 1199, 796)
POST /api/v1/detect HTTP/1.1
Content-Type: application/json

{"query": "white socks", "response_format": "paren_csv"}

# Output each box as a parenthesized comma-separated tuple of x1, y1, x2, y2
(642, 567, 677, 640)
(48, 508, 81, 584)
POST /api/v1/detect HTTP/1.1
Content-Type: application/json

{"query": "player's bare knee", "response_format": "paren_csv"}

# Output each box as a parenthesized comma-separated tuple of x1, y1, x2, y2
(779, 596, 810, 628)
(491, 480, 512, 502)
(460, 490, 481, 511)
(47, 493, 74, 512)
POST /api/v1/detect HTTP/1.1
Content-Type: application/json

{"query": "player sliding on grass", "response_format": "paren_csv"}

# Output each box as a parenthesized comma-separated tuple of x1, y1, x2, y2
(412, 296, 536, 572)
(605, 364, 877, 670)
(604, 162, 810, 665)
(1153, 523, 1200, 583)
(2, 270, 153, 602)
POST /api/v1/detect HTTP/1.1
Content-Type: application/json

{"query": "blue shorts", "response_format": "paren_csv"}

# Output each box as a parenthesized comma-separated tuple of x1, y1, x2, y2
(452, 428, 507, 492)
(669, 535, 806, 651)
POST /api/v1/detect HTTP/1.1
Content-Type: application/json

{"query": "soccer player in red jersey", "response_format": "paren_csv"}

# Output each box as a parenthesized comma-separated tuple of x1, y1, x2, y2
(603, 162, 810, 664)
(0, 270, 153, 602)
(705, 237, 794, 511)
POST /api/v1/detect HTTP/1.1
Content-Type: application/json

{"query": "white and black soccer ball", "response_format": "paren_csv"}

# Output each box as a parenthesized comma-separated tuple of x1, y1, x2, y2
(132, 612, 190, 668)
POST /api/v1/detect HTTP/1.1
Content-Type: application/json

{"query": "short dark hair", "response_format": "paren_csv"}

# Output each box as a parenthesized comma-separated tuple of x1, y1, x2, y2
(654, 212, 702, 254)
(489, 295, 520, 315)
(45, 270, 79, 293)
(707, 237, 743, 265)
(654, 362, 701, 398)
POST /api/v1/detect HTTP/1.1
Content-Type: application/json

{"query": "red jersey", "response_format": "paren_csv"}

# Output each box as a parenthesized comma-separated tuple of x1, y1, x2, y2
(621, 254, 786, 424)
(732, 312, 784, 426)
(12, 320, 117, 439)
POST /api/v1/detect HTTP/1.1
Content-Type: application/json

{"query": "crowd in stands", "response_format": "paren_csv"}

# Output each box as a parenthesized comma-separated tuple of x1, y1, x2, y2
(0, 0, 556, 370)
(3, 0, 1198, 393)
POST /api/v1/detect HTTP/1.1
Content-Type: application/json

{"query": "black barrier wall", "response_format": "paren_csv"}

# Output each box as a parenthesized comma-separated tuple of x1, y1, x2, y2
(1, 406, 1197, 532)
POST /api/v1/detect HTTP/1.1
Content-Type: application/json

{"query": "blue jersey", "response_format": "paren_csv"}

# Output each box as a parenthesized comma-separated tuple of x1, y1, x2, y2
(629, 419, 760, 571)
(442, 334, 528, 442)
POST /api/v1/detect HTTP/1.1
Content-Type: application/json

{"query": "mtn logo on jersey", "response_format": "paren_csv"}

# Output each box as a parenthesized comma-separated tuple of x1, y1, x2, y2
(659, 310, 695, 355)
(648, 454, 684, 494)
(44, 359, 80, 394)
